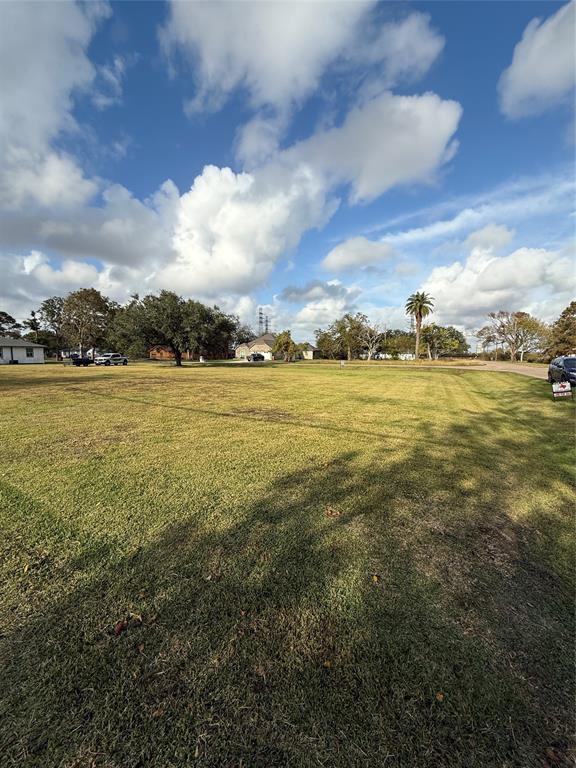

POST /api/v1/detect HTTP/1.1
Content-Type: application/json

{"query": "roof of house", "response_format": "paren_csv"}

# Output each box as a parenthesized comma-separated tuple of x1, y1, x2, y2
(300, 342, 318, 351)
(249, 333, 276, 346)
(237, 333, 277, 350)
(0, 337, 45, 347)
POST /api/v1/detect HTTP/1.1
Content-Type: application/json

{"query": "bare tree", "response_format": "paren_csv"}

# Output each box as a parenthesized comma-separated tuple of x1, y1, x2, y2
(479, 311, 547, 361)
(360, 322, 385, 360)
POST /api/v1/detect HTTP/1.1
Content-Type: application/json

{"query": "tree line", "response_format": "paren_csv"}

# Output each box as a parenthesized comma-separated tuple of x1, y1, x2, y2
(1, 288, 574, 364)
(0, 289, 253, 366)
(313, 293, 467, 361)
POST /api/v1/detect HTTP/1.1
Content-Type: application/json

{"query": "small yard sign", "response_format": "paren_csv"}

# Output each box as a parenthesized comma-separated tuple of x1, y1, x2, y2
(551, 381, 573, 400)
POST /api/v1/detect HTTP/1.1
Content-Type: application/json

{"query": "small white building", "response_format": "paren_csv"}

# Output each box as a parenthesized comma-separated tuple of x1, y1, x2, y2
(0, 337, 45, 365)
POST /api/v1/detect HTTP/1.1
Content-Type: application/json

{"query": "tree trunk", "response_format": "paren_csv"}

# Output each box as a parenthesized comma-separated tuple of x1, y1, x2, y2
(427, 342, 432, 360)
(520, 349, 525, 362)
(414, 318, 420, 360)
(347, 344, 352, 361)
(174, 349, 182, 367)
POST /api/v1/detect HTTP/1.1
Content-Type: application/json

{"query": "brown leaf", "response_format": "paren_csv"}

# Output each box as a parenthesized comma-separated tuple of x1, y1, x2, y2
(138, 643, 145, 653)
(435, 692, 444, 702)
(325, 506, 341, 518)
(372, 574, 380, 584)
(114, 619, 128, 637)
(323, 660, 332, 668)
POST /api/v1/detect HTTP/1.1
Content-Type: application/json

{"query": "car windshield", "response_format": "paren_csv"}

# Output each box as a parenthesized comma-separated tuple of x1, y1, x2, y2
(564, 358, 576, 370)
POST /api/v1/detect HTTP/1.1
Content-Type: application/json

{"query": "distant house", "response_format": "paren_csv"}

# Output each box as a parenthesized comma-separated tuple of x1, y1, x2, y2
(149, 346, 193, 361)
(0, 338, 45, 365)
(300, 342, 320, 360)
(235, 333, 277, 361)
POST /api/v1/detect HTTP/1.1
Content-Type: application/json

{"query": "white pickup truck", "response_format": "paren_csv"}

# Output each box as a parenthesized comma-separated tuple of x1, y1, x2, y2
(95, 352, 128, 366)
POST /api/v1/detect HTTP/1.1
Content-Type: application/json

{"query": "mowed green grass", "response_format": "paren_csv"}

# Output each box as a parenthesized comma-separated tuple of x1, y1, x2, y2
(0, 362, 574, 768)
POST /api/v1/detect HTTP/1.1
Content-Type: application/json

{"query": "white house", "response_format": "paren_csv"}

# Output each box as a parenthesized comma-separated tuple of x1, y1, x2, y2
(0, 338, 45, 364)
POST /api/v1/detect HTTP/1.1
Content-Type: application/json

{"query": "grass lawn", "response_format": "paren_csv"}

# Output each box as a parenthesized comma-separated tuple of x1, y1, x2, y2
(0, 363, 574, 768)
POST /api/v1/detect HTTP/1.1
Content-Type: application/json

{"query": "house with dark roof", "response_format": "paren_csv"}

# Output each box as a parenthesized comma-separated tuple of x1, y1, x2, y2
(235, 332, 277, 360)
(300, 342, 320, 360)
(235, 334, 320, 361)
(0, 337, 45, 365)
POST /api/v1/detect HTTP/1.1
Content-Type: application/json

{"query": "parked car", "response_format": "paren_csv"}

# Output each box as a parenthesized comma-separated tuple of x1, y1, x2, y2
(547, 356, 576, 386)
(247, 353, 265, 362)
(70, 356, 93, 367)
(95, 352, 128, 366)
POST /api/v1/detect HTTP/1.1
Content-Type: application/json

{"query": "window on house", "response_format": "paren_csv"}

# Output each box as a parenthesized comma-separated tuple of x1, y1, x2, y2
(26, 347, 34, 358)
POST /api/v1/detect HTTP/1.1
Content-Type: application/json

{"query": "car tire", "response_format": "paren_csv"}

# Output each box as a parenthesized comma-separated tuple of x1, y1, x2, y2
(547, 373, 553, 383)
(105, 361, 111, 366)
(123, 360, 128, 365)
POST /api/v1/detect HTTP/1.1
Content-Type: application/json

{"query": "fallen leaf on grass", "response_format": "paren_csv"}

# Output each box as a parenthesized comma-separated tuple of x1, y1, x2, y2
(323, 660, 332, 668)
(114, 620, 128, 637)
(112, 613, 143, 637)
(545, 746, 561, 763)
(435, 692, 445, 702)
(372, 574, 380, 584)
(325, 506, 341, 518)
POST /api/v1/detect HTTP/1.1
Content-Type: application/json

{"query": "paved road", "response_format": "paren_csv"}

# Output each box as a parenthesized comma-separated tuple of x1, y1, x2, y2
(348, 361, 549, 380)
(476, 361, 548, 380)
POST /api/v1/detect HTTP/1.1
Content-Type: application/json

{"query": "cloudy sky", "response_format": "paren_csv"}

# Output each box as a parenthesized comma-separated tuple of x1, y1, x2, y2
(1, 0, 574, 341)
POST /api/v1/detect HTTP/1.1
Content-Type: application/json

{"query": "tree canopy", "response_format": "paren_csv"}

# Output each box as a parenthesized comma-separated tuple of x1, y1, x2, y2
(0, 311, 22, 338)
(405, 292, 434, 358)
(272, 330, 303, 362)
(546, 301, 576, 358)
(477, 311, 549, 361)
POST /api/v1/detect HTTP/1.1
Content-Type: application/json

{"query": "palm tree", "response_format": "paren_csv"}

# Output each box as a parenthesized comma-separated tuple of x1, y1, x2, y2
(405, 291, 434, 359)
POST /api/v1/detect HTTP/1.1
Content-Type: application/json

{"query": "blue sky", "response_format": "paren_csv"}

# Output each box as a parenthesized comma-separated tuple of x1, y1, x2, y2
(0, 0, 574, 340)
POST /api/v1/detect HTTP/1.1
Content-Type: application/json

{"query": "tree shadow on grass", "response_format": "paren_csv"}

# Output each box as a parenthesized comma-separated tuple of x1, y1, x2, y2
(0, 412, 574, 768)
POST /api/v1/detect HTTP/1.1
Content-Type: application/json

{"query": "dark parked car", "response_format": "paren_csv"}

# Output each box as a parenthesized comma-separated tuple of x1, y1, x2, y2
(247, 353, 265, 362)
(548, 356, 576, 386)
(70, 356, 93, 367)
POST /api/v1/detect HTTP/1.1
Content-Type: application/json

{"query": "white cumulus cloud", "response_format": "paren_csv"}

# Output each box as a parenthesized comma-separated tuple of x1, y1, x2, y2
(422, 235, 575, 328)
(499, 2, 576, 119)
(0, 0, 107, 208)
(288, 92, 462, 203)
(322, 237, 395, 272)
(156, 164, 337, 295)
